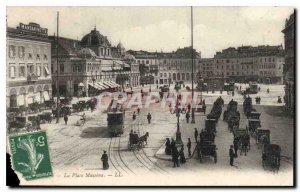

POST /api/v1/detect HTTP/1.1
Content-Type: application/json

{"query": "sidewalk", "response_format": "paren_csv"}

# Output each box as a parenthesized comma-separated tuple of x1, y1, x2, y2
(154, 112, 206, 161)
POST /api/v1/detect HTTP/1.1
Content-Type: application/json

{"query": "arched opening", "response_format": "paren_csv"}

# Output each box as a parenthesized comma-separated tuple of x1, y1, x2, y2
(9, 88, 17, 108)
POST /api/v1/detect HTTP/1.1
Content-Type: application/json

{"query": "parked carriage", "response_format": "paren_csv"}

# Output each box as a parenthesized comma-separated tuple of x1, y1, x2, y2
(38, 112, 52, 123)
(228, 115, 240, 132)
(223, 100, 238, 122)
(107, 111, 124, 137)
(262, 144, 281, 172)
(233, 129, 250, 151)
(256, 129, 270, 145)
(248, 112, 261, 120)
(205, 119, 217, 133)
(197, 130, 217, 163)
(247, 119, 261, 134)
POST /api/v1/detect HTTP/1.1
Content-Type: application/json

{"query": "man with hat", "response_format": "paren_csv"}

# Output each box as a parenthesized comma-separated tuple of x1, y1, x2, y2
(101, 150, 109, 170)
(229, 145, 235, 166)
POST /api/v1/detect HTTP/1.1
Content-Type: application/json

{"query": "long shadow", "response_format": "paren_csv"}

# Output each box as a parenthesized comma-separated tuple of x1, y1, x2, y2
(80, 126, 110, 138)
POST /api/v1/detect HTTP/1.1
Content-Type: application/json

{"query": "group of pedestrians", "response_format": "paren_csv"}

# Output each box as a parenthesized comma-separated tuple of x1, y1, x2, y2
(165, 138, 188, 167)
(132, 108, 152, 124)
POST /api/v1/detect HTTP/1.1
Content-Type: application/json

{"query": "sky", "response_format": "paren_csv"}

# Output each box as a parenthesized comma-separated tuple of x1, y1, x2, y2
(6, 7, 294, 58)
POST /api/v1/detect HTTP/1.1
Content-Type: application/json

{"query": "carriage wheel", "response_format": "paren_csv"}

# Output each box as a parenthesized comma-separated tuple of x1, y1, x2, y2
(214, 152, 217, 163)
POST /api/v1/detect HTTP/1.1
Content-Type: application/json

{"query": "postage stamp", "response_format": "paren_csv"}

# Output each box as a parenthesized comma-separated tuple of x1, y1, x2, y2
(8, 131, 53, 180)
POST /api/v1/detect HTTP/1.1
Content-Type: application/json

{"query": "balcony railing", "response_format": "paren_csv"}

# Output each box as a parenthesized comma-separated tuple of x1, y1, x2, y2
(27, 74, 39, 82)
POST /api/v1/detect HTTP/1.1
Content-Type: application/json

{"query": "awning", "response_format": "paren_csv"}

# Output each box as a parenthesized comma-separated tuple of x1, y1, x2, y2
(78, 82, 84, 87)
(96, 82, 109, 89)
(43, 91, 50, 101)
(110, 81, 120, 87)
(103, 81, 117, 88)
(89, 83, 103, 91)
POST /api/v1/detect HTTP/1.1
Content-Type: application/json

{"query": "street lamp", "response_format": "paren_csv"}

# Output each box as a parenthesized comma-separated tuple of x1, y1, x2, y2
(176, 109, 182, 145)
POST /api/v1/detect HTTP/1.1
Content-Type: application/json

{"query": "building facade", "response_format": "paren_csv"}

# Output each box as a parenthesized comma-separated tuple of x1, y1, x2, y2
(7, 22, 52, 108)
(282, 12, 295, 113)
(213, 45, 285, 83)
(50, 27, 140, 97)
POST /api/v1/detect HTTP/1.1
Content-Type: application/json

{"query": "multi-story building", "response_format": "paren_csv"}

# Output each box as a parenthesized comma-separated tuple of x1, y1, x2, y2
(157, 47, 201, 85)
(127, 50, 159, 85)
(197, 58, 214, 78)
(7, 22, 52, 108)
(282, 12, 295, 113)
(214, 45, 285, 83)
(50, 27, 140, 97)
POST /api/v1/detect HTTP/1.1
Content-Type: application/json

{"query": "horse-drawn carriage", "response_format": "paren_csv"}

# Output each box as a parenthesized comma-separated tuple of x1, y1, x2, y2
(38, 112, 52, 123)
(256, 129, 270, 145)
(197, 130, 217, 163)
(233, 129, 250, 152)
(228, 115, 240, 132)
(205, 119, 217, 133)
(243, 97, 252, 115)
(248, 112, 261, 120)
(128, 131, 149, 149)
(247, 119, 261, 134)
(223, 100, 238, 122)
(262, 144, 281, 172)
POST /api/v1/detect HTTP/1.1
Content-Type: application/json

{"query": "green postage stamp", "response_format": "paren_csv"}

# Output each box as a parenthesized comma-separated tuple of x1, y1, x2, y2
(9, 131, 53, 180)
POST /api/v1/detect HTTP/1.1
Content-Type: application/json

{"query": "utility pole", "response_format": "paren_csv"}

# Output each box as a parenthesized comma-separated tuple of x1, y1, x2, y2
(191, 6, 195, 124)
(56, 12, 60, 123)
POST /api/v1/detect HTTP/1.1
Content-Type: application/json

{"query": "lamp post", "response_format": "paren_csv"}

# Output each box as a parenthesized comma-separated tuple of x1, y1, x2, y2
(191, 6, 195, 124)
(176, 109, 182, 144)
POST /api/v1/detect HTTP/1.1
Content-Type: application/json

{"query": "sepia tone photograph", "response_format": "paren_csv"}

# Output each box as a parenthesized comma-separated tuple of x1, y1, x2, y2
(6, 6, 295, 186)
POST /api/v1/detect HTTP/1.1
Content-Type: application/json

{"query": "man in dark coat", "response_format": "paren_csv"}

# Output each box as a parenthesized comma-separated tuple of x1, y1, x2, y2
(194, 128, 199, 143)
(233, 137, 239, 157)
(172, 148, 180, 167)
(147, 113, 152, 124)
(187, 138, 192, 157)
(229, 145, 235, 166)
(101, 150, 109, 170)
(165, 138, 171, 155)
(132, 111, 136, 120)
(186, 112, 190, 123)
(170, 138, 176, 154)
(179, 146, 186, 164)
(64, 115, 68, 125)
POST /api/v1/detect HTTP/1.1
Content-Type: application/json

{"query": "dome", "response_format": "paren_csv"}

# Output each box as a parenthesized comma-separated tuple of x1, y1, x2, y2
(80, 27, 111, 47)
(117, 42, 125, 50)
(77, 48, 97, 58)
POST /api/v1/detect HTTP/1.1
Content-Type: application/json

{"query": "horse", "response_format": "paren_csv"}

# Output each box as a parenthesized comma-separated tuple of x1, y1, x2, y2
(139, 132, 149, 147)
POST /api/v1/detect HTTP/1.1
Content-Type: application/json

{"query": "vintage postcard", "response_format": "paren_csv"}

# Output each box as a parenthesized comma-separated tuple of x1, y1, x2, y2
(6, 6, 295, 186)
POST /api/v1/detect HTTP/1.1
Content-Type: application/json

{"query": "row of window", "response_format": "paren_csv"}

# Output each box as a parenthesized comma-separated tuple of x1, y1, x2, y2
(8, 45, 48, 60)
(8, 64, 50, 79)
(216, 57, 282, 64)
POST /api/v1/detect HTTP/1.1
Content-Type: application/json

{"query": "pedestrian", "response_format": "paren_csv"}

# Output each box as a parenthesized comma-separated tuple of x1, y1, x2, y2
(170, 138, 176, 154)
(137, 107, 140, 114)
(258, 87, 261, 92)
(132, 111, 136, 120)
(64, 114, 68, 125)
(172, 147, 180, 167)
(186, 112, 190, 123)
(233, 137, 239, 158)
(147, 113, 151, 124)
(203, 104, 206, 115)
(187, 103, 191, 113)
(229, 145, 235, 166)
(194, 128, 199, 143)
(179, 146, 186, 164)
(165, 138, 171, 155)
(101, 150, 109, 170)
(187, 138, 192, 157)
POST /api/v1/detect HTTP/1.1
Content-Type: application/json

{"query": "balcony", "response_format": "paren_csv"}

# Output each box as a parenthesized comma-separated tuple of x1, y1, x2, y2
(27, 74, 39, 82)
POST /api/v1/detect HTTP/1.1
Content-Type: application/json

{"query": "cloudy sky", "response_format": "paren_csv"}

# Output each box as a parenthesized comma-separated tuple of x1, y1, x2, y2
(7, 7, 294, 58)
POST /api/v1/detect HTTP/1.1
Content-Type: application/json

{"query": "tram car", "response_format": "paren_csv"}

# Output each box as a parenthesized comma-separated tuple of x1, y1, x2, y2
(107, 111, 124, 136)
(246, 82, 258, 94)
